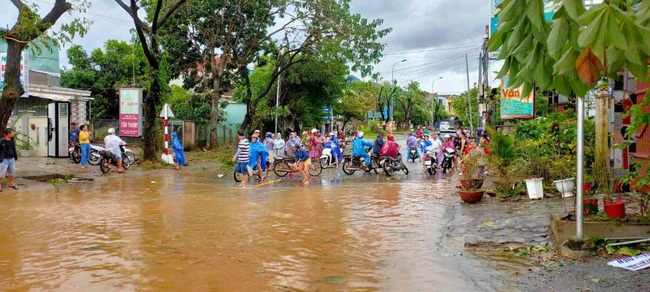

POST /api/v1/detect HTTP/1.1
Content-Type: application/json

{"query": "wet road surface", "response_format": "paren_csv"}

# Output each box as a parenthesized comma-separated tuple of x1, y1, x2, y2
(0, 142, 516, 291)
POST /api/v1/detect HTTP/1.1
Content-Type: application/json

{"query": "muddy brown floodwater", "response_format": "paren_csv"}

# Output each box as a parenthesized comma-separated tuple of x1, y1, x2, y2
(0, 170, 515, 291)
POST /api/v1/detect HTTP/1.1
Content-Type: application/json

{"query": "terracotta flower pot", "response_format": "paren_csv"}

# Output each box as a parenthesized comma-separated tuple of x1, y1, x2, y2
(603, 199, 625, 219)
(583, 183, 592, 195)
(459, 190, 484, 203)
(460, 179, 484, 190)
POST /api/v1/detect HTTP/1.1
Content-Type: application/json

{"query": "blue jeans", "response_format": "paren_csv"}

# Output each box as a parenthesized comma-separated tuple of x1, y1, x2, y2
(1, 158, 16, 177)
(80, 143, 90, 167)
(235, 162, 248, 175)
(358, 152, 371, 166)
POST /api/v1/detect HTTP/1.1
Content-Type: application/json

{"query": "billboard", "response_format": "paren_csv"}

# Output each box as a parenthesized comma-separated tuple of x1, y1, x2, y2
(119, 88, 143, 137)
(500, 75, 535, 119)
(0, 52, 29, 97)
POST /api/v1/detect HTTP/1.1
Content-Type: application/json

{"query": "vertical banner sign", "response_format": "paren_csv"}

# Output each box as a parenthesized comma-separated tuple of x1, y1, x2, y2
(0, 52, 29, 96)
(119, 88, 143, 137)
(500, 75, 535, 119)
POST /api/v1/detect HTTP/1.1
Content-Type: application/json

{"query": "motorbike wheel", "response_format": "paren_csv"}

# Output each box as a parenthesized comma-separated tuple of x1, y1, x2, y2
(273, 161, 290, 177)
(233, 170, 241, 182)
(308, 160, 322, 176)
(342, 160, 355, 175)
(401, 162, 409, 175)
(122, 157, 131, 170)
(383, 159, 394, 176)
(100, 158, 111, 173)
(72, 148, 81, 164)
(125, 152, 136, 164)
(426, 167, 433, 176)
(88, 153, 102, 165)
(320, 157, 329, 170)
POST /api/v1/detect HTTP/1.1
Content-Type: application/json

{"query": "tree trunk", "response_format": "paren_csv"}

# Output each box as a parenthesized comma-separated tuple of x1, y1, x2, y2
(0, 41, 27, 132)
(594, 95, 610, 192)
(142, 72, 160, 161)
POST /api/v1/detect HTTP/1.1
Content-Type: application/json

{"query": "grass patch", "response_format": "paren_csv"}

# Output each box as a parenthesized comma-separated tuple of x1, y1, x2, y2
(185, 144, 237, 170)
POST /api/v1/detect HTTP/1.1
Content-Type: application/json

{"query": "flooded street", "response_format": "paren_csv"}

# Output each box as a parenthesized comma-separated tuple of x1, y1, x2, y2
(0, 163, 515, 291)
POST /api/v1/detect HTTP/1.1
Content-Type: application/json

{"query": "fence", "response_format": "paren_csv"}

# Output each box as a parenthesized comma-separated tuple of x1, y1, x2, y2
(90, 119, 239, 150)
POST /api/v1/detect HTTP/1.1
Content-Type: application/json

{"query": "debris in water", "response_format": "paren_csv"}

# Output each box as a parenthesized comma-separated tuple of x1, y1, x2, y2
(218, 174, 224, 178)
(151, 181, 157, 184)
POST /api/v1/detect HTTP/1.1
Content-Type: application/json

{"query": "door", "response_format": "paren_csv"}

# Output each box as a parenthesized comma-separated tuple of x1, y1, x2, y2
(28, 117, 48, 157)
(48, 103, 56, 156)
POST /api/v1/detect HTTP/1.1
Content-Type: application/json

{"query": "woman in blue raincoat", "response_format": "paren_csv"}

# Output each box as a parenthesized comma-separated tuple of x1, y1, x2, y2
(171, 132, 186, 170)
(248, 134, 269, 175)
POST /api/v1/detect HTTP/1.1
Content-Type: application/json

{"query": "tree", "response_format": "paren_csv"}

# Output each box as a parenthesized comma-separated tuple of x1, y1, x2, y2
(115, 0, 187, 160)
(0, 0, 89, 132)
(449, 88, 479, 129)
(61, 40, 149, 119)
(489, 0, 650, 192)
(164, 86, 212, 121)
(335, 88, 375, 131)
(231, 0, 391, 131)
(396, 81, 428, 128)
(160, 0, 280, 147)
(430, 97, 450, 127)
(234, 53, 347, 133)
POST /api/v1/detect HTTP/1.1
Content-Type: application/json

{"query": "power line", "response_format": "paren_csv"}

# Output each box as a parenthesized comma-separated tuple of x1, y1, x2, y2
(382, 44, 481, 56)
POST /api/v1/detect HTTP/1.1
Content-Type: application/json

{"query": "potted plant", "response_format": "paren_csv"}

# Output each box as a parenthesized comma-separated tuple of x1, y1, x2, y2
(583, 172, 599, 215)
(16, 132, 37, 157)
(457, 151, 486, 203)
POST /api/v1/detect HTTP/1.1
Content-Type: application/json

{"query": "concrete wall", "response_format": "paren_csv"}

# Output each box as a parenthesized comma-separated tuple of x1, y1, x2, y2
(551, 216, 650, 245)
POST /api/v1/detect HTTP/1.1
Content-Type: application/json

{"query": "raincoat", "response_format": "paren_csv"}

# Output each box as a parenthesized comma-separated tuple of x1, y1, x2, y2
(248, 140, 269, 171)
(171, 132, 186, 166)
(420, 139, 433, 154)
(380, 140, 401, 159)
(352, 137, 373, 166)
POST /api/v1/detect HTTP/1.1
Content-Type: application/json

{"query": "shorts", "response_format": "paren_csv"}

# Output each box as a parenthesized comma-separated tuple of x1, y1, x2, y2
(235, 162, 249, 175)
(1, 158, 16, 177)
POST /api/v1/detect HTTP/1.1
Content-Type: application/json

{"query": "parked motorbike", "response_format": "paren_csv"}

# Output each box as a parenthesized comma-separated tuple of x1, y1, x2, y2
(69, 143, 81, 163)
(441, 148, 456, 174)
(88, 144, 104, 165)
(382, 153, 409, 176)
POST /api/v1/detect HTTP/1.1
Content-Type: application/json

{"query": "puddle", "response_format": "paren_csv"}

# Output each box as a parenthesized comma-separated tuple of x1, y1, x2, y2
(22, 174, 94, 183)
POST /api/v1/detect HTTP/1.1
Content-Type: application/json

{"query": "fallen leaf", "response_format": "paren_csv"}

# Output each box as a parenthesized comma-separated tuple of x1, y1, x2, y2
(575, 47, 604, 86)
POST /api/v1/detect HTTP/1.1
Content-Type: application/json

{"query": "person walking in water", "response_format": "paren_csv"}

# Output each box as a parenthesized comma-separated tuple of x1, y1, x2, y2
(292, 143, 311, 184)
(171, 132, 186, 170)
(0, 128, 19, 191)
(233, 129, 250, 188)
(79, 124, 91, 169)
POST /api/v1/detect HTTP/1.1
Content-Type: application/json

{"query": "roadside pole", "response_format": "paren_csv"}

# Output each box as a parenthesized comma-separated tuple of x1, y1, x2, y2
(160, 104, 175, 165)
(275, 69, 281, 136)
(465, 54, 474, 134)
(577, 95, 585, 238)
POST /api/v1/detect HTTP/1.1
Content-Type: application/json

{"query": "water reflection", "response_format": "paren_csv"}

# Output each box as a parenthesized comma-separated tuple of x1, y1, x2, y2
(1, 172, 499, 291)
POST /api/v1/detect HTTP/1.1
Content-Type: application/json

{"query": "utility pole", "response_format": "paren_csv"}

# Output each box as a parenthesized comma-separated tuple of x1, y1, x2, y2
(391, 59, 407, 133)
(431, 77, 443, 127)
(465, 54, 474, 135)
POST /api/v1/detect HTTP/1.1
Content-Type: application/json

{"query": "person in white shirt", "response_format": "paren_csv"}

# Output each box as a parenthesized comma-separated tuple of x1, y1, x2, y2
(104, 128, 127, 173)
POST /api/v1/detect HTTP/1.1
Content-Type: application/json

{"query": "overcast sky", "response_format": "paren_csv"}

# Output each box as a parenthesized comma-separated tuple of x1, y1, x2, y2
(1, 0, 496, 95)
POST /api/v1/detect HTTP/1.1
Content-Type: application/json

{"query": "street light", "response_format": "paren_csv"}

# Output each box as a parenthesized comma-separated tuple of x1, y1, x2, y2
(431, 77, 443, 127)
(390, 59, 407, 132)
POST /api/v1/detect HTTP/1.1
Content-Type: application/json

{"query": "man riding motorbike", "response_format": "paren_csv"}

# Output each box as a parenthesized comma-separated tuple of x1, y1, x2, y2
(104, 128, 127, 173)
(420, 134, 433, 155)
(406, 133, 420, 160)
(352, 131, 373, 168)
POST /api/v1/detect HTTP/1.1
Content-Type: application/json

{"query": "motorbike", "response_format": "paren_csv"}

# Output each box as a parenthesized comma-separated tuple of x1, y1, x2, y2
(273, 156, 322, 177)
(408, 146, 419, 162)
(234, 160, 270, 182)
(69, 143, 81, 163)
(423, 149, 438, 176)
(441, 148, 456, 174)
(99, 148, 131, 173)
(341, 148, 380, 175)
(382, 153, 409, 176)
(320, 147, 337, 169)
(87, 144, 104, 165)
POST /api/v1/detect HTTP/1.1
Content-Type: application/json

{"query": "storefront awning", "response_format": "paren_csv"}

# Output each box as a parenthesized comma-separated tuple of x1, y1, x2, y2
(27, 84, 92, 102)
